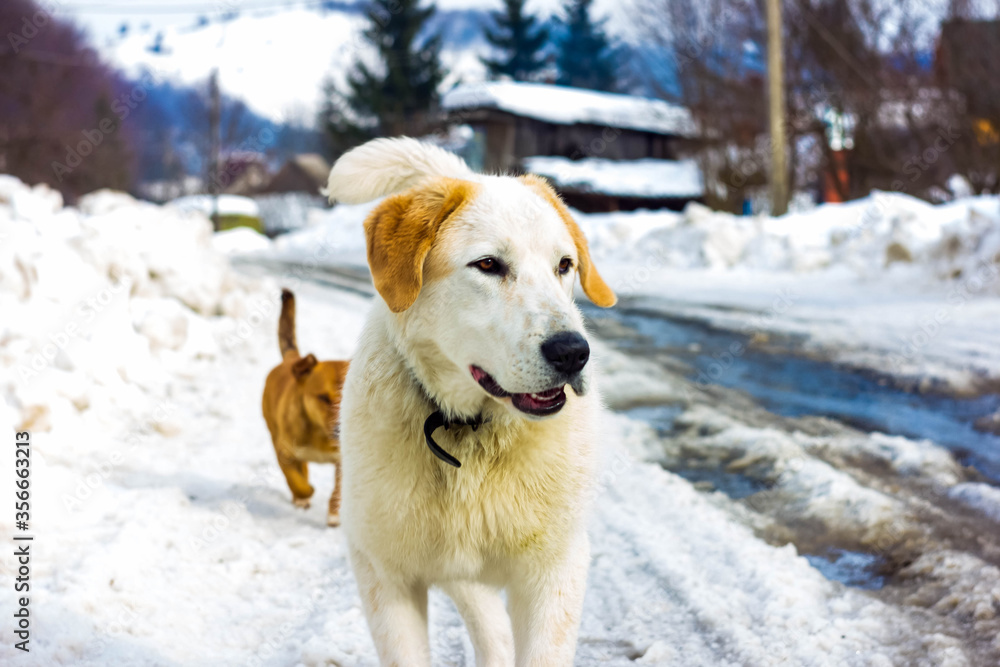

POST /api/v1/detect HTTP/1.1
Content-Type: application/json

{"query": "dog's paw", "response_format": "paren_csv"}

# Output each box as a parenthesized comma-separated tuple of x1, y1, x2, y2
(326, 512, 341, 527)
(292, 497, 311, 509)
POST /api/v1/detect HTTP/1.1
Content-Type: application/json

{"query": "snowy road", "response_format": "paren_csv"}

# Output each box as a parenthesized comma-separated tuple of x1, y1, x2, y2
(3, 179, 1000, 666)
(228, 259, 1000, 666)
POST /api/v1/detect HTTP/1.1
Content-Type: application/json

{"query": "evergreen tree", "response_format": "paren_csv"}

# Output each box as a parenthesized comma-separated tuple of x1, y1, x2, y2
(556, 0, 618, 92)
(481, 0, 550, 81)
(325, 0, 444, 148)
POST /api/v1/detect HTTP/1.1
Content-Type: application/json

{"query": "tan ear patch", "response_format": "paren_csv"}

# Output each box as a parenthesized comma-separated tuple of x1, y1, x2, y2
(363, 178, 477, 313)
(520, 174, 617, 308)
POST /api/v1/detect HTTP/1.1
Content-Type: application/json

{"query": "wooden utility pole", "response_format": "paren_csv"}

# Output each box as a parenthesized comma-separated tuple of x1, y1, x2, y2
(208, 68, 221, 231)
(766, 0, 789, 216)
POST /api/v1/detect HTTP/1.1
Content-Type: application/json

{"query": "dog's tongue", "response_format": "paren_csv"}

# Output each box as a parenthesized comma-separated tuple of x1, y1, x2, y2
(471, 366, 567, 416)
(510, 386, 566, 413)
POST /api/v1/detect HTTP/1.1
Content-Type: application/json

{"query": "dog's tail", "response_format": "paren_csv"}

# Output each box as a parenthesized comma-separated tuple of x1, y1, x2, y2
(325, 137, 476, 205)
(278, 289, 299, 361)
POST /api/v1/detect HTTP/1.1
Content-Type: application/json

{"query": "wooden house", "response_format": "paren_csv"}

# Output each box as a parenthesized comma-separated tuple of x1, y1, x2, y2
(442, 82, 702, 211)
(263, 153, 331, 195)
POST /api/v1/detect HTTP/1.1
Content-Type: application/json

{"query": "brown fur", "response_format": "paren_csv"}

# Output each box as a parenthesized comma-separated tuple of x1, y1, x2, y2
(364, 178, 478, 312)
(520, 174, 618, 307)
(262, 289, 349, 526)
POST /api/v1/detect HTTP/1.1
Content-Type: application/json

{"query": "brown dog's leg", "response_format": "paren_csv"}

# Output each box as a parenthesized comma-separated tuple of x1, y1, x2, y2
(278, 456, 314, 508)
(327, 462, 341, 527)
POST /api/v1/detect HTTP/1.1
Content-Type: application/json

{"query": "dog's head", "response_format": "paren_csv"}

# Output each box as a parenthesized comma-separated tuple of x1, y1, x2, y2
(291, 355, 348, 434)
(363, 172, 615, 419)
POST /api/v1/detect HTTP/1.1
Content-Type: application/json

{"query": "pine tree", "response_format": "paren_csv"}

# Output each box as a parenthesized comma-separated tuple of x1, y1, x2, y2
(556, 0, 618, 92)
(481, 0, 550, 81)
(326, 0, 444, 147)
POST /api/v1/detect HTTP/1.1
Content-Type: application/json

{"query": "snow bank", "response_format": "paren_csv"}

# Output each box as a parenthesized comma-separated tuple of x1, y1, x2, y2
(949, 483, 1000, 522)
(5, 175, 998, 665)
(264, 179, 1000, 295)
(257, 184, 1000, 392)
(264, 200, 376, 268)
(524, 156, 704, 198)
(170, 193, 260, 219)
(580, 192, 1000, 285)
(254, 192, 328, 235)
(212, 227, 272, 256)
(0, 177, 260, 438)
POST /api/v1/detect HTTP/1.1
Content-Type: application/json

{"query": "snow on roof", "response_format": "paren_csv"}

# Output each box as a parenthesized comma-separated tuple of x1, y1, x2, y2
(525, 156, 704, 199)
(443, 82, 698, 137)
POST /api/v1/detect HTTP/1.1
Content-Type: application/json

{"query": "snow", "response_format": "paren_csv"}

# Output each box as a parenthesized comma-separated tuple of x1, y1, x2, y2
(524, 156, 704, 198)
(571, 192, 1000, 393)
(212, 227, 272, 256)
(171, 194, 260, 219)
(4, 175, 1000, 664)
(949, 483, 1000, 522)
(66, 1, 648, 93)
(263, 200, 377, 270)
(248, 186, 1000, 393)
(98, 7, 369, 123)
(253, 193, 329, 236)
(87, 5, 484, 124)
(443, 82, 698, 137)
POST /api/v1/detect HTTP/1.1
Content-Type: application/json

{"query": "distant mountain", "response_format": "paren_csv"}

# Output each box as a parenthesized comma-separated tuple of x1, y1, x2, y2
(88, 1, 647, 126)
(96, 5, 495, 126)
(76, 0, 676, 185)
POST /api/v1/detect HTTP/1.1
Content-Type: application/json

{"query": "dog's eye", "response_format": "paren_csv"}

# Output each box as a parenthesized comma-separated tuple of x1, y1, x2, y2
(317, 393, 332, 404)
(558, 257, 573, 275)
(470, 257, 505, 276)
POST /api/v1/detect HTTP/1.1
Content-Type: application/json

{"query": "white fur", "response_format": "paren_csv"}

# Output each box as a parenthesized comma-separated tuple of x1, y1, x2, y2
(325, 136, 476, 204)
(331, 139, 601, 666)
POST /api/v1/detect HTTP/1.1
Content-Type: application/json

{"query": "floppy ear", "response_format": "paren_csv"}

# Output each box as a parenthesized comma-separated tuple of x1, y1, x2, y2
(363, 178, 476, 313)
(520, 175, 617, 308)
(291, 353, 318, 380)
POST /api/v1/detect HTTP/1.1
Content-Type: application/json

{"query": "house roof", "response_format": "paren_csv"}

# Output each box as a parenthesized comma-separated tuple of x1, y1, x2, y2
(442, 82, 698, 138)
(524, 156, 704, 199)
(289, 153, 331, 186)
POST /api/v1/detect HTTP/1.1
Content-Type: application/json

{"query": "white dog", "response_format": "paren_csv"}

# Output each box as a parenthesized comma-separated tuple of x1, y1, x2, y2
(326, 137, 616, 666)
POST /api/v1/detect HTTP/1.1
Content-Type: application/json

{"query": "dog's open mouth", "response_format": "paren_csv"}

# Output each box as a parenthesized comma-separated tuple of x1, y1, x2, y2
(470, 366, 566, 416)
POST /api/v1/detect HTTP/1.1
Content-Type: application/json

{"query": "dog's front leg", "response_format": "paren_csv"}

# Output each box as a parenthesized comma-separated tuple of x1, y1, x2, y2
(507, 532, 589, 667)
(439, 580, 515, 667)
(350, 548, 431, 666)
(327, 460, 341, 527)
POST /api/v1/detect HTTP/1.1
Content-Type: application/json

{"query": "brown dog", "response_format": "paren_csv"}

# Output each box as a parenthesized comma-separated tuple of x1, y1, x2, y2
(262, 289, 348, 526)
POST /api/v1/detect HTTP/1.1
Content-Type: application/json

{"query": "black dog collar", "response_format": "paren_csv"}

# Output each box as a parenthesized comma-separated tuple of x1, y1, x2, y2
(410, 371, 489, 468)
(422, 411, 487, 468)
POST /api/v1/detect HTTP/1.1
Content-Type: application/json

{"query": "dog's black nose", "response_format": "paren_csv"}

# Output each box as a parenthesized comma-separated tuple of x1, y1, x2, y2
(541, 332, 590, 375)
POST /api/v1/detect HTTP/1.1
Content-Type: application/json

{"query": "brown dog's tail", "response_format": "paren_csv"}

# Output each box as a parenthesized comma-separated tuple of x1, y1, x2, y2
(279, 289, 299, 361)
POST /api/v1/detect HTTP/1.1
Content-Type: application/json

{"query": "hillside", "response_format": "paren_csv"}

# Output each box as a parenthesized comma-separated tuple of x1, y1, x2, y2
(64, 1, 615, 126)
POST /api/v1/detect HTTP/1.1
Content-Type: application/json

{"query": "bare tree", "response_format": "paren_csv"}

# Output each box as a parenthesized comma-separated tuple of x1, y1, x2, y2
(635, 0, 769, 212)
(937, 12, 1000, 194)
(636, 0, 994, 206)
(0, 0, 135, 198)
